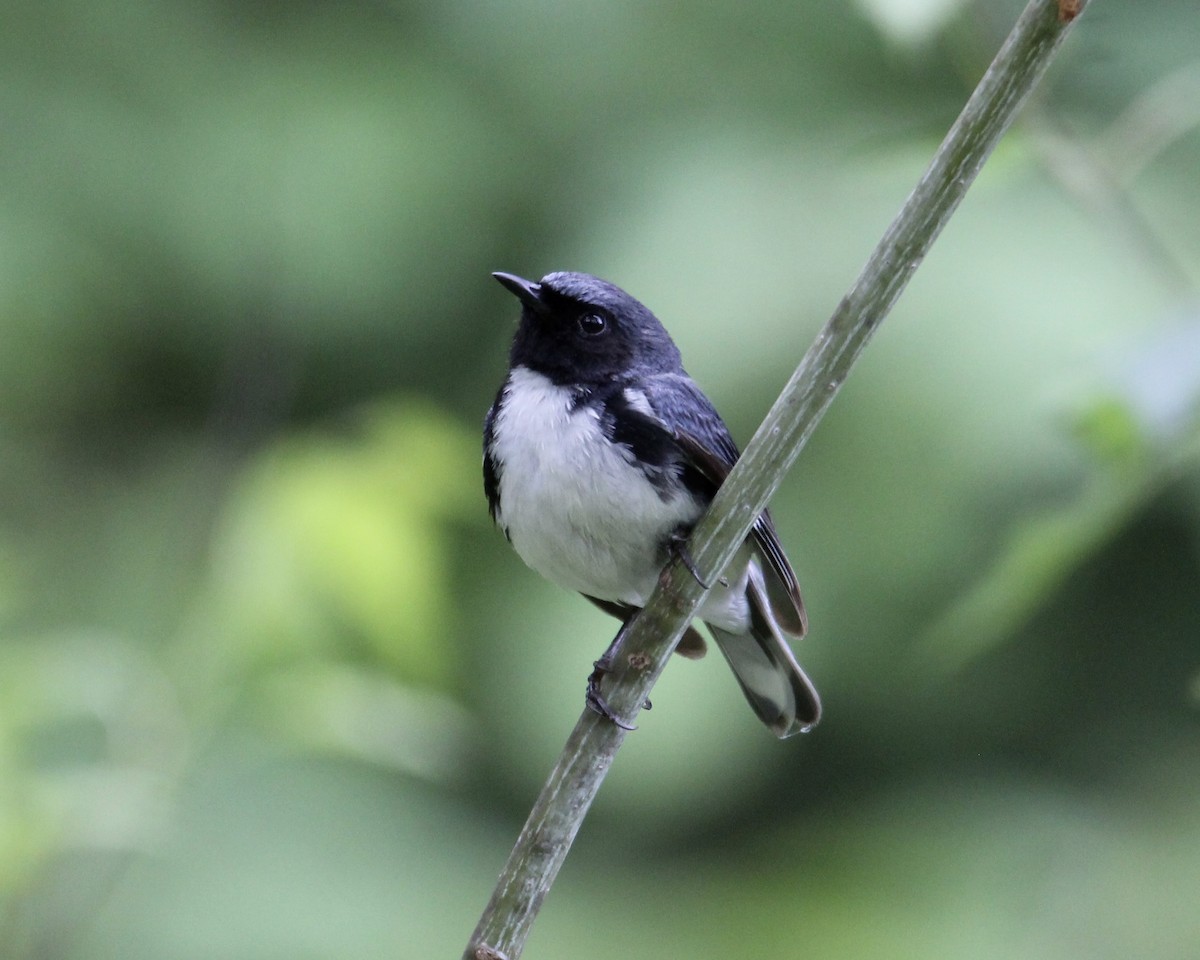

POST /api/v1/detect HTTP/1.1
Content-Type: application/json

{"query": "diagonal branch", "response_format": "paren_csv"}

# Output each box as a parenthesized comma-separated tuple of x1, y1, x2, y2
(464, 1, 1090, 957)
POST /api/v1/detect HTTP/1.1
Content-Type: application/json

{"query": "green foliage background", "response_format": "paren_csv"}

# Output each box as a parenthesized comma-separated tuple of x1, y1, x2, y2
(3, 1, 1199, 957)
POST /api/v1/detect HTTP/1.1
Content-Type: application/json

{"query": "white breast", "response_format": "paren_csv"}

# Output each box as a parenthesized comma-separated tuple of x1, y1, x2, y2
(491, 366, 702, 607)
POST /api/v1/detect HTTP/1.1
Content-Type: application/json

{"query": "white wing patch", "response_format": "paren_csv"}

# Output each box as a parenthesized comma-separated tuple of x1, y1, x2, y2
(622, 386, 656, 419)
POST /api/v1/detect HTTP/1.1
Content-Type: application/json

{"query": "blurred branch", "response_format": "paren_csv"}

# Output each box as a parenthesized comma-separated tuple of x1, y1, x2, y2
(1029, 118, 1198, 298)
(1100, 62, 1200, 187)
(1027, 60, 1200, 299)
(463, 1, 1090, 957)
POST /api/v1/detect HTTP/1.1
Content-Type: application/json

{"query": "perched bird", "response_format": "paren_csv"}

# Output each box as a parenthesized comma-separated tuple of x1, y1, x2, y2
(483, 271, 820, 737)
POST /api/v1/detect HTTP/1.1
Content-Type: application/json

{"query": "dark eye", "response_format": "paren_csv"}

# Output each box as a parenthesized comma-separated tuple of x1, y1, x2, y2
(576, 313, 607, 337)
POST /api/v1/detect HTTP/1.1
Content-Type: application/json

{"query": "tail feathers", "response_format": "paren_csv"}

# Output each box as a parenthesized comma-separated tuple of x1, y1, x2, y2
(706, 568, 821, 738)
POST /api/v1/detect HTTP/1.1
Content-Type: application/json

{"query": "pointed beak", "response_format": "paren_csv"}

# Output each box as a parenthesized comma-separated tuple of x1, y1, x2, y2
(493, 271, 550, 315)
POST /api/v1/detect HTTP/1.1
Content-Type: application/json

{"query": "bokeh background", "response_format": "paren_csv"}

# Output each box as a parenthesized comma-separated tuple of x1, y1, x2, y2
(3, 0, 1199, 957)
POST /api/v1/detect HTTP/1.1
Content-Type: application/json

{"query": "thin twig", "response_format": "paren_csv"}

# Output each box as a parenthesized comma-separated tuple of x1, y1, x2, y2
(463, 2, 1090, 957)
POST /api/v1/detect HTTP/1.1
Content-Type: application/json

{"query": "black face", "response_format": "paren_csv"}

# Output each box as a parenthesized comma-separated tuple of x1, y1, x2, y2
(495, 271, 683, 386)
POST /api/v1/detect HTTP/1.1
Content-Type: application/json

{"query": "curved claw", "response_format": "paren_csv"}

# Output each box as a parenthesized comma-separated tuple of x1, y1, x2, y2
(585, 681, 638, 730)
(585, 658, 651, 729)
(669, 532, 710, 589)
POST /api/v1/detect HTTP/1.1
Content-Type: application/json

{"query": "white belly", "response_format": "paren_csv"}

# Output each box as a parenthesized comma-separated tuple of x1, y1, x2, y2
(491, 367, 702, 607)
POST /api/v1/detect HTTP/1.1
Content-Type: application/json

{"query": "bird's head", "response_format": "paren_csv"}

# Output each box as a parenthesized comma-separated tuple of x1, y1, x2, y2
(494, 271, 682, 385)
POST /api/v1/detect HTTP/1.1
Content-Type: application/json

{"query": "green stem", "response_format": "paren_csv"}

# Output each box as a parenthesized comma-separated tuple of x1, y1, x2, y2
(463, 2, 1089, 957)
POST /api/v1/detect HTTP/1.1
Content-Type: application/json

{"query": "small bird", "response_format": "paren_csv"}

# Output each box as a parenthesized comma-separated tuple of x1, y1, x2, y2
(484, 271, 820, 737)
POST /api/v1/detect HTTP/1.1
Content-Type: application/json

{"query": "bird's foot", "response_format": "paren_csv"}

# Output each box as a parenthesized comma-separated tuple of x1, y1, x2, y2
(668, 531, 710, 589)
(585, 655, 651, 729)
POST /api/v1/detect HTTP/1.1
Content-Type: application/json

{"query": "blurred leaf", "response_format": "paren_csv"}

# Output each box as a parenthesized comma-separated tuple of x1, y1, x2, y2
(255, 663, 473, 782)
(918, 467, 1152, 672)
(854, 0, 972, 48)
(921, 316, 1200, 673)
(205, 400, 477, 688)
(0, 632, 185, 894)
(1071, 396, 1149, 466)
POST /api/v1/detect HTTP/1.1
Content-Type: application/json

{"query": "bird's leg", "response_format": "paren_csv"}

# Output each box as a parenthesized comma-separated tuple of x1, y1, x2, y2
(586, 620, 652, 729)
(668, 528, 710, 589)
